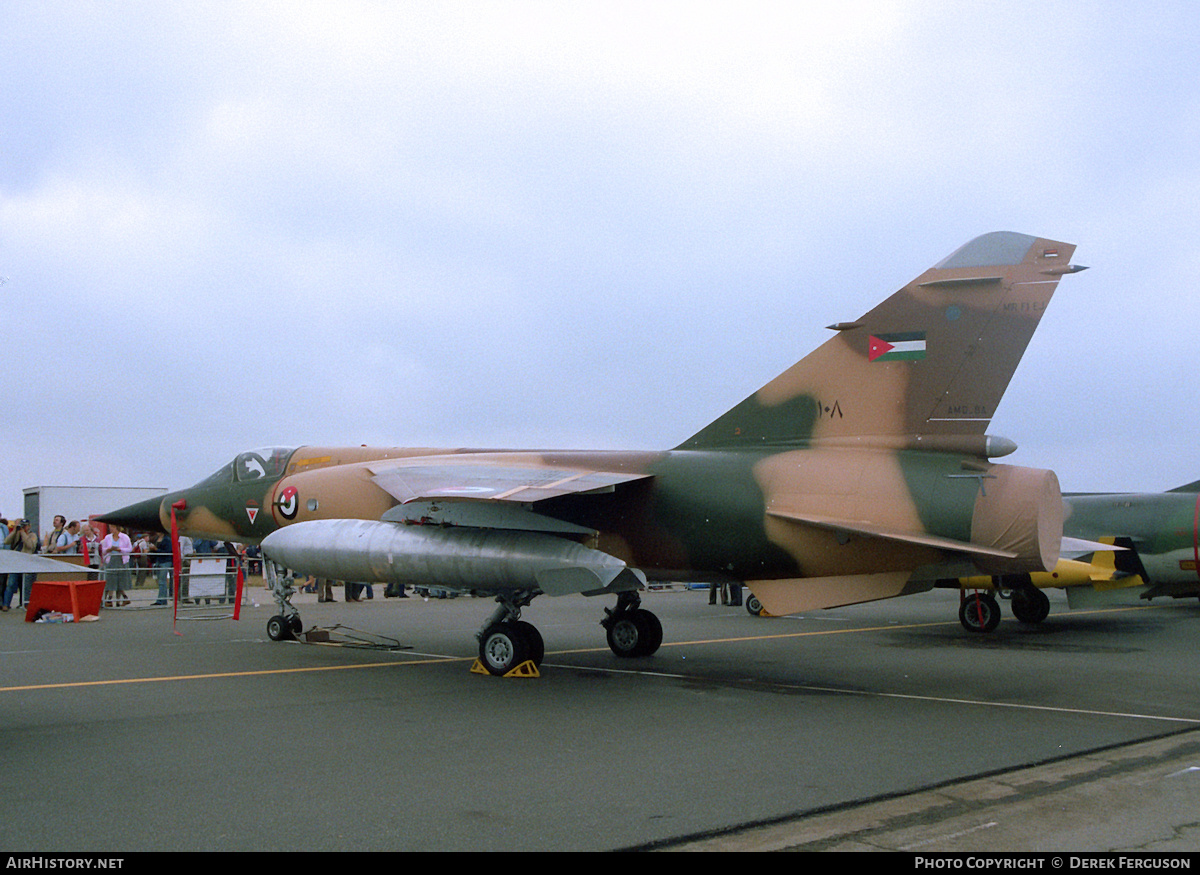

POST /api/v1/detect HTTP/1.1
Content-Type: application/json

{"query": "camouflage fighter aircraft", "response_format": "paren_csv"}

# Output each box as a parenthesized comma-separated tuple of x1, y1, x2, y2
(944, 479, 1200, 632)
(102, 231, 1086, 675)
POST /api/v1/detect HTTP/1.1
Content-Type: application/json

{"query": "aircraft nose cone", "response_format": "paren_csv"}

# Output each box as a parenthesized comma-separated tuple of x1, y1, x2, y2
(97, 494, 167, 533)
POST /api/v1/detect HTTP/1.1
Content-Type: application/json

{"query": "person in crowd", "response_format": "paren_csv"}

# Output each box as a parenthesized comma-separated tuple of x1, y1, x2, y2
(43, 515, 66, 553)
(50, 520, 82, 554)
(221, 541, 242, 604)
(149, 532, 173, 606)
(132, 532, 152, 589)
(3, 519, 38, 610)
(99, 524, 133, 607)
(78, 523, 102, 580)
(1, 518, 16, 613)
(244, 544, 262, 577)
(177, 533, 193, 601)
(708, 579, 728, 606)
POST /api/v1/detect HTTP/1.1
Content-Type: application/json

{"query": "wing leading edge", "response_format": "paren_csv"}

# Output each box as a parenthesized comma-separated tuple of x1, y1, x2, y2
(369, 460, 652, 505)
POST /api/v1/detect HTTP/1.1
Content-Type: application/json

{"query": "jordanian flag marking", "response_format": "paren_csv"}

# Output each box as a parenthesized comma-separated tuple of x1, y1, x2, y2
(869, 331, 926, 362)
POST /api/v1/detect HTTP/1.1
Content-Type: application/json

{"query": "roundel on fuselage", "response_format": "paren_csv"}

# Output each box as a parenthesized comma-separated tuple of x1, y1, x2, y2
(274, 484, 299, 522)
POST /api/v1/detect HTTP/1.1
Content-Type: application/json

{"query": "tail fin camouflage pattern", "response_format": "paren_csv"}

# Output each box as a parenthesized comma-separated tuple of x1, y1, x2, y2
(704, 232, 1084, 617)
(680, 232, 1084, 454)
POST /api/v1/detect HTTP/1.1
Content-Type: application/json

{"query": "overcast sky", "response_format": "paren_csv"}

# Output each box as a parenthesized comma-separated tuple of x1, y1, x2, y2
(3, 1, 1199, 520)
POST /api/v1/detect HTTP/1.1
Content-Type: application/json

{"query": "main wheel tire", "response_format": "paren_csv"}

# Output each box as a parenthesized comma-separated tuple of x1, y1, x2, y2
(1011, 587, 1050, 624)
(745, 594, 764, 616)
(479, 622, 529, 676)
(606, 609, 662, 658)
(606, 615, 643, 657)
(959, 593, 1001, 633)
(633, 609, 662, 656)
(516, 621, 544, 666)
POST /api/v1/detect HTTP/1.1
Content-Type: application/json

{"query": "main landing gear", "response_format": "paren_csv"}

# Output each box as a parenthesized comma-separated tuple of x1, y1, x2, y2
(1010, 585, 1051, 624)
(600, 591, 663, 659)
(261, 566, 667, 677)
(745, 593, 765, 616)
(476, 591, 544, 676)
(473, 589, 664, 676)
(958, 591, 1002, 633)
(958, 575, 1051, 633)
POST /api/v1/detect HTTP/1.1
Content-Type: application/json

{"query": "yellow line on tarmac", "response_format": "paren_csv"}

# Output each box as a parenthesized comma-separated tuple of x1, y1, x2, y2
(671, 618, 951, 646)
(553, 602, 1169, 655)
(0, 654, 469, 694)
(1, 602, 1168, 693)
(4, 620, 934, 692)
(526, 603, 1170, 656)
(553, 618, 953, 655)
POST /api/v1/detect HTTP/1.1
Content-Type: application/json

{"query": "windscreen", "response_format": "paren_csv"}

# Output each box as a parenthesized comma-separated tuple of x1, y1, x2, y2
(234, 447, 296, 482)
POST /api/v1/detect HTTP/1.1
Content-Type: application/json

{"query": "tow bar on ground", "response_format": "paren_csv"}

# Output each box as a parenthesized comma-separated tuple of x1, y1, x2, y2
(299, 624, 411, 651)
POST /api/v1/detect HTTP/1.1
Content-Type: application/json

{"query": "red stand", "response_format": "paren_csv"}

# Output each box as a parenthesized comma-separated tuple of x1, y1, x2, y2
(24, 580, 105, 623)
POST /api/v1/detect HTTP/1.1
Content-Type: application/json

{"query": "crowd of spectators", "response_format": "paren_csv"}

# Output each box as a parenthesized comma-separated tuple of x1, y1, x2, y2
(1, 513, 380, 611)
(0, 514, 264, 611)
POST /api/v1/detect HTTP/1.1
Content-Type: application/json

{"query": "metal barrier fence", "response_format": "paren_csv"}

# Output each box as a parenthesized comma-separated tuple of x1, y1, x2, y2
(32, 552, 257, 611)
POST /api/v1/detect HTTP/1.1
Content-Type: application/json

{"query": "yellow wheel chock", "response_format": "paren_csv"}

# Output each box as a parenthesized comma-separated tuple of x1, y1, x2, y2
(470, 658, 540, 678)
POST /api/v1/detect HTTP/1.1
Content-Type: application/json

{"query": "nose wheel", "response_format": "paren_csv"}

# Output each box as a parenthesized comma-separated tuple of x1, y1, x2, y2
(264, 563, 303, 641)
(267, 612, 303, 641)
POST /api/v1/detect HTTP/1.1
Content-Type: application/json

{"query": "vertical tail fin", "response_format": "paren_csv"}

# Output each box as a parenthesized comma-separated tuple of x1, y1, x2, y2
(679, 232, 1084, 453)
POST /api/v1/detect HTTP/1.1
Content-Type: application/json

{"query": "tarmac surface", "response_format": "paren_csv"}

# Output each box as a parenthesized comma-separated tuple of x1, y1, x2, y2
(1, 582, 1198, 853)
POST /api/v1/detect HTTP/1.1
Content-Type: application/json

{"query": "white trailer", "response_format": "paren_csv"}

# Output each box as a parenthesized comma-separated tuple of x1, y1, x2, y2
(22, 486, 167, 539)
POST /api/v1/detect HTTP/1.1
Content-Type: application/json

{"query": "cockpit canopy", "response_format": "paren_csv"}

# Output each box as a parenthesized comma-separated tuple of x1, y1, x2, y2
(195, 447, 297, 489)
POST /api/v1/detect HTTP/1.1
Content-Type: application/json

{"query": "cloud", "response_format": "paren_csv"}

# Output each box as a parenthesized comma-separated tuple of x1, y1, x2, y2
(3, 0, 1200, 521)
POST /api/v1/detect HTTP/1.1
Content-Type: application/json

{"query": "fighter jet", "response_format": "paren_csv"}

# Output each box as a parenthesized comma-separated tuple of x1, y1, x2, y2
(946, 479, 1200, 631)
(103, 231, 1085, 674)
